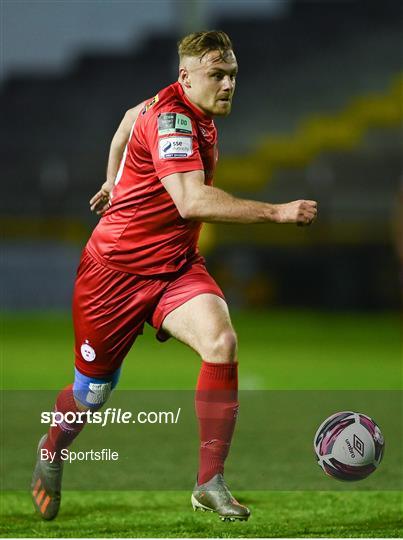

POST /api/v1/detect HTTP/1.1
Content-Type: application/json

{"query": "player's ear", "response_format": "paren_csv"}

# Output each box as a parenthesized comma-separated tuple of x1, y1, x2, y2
(179, 67, 191, 88)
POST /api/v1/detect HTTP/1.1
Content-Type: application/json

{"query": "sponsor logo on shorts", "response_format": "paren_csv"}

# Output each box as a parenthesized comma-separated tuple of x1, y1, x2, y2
(159, 136, 193, 159)
(81, 340, 96, 362)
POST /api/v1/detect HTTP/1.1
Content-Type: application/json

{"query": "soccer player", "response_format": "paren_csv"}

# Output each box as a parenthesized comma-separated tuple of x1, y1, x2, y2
(32, 30, 317, 522)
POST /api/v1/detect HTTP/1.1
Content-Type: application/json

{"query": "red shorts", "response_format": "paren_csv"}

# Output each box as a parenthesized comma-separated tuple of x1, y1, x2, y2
(73, 249, 225, 378)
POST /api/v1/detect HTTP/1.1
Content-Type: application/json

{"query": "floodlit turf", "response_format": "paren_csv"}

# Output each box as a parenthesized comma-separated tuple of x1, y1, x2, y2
(1, 310, 402, 537)
(2, 491, 402, 537)
(1, 310, 401, 390)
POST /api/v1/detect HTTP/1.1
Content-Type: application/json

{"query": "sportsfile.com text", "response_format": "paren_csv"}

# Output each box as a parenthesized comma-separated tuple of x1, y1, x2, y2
(41, 407, 181, 427)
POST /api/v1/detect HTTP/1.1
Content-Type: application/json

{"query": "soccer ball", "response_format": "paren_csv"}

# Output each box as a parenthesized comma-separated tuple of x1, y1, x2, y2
(314, 411, 384, 481)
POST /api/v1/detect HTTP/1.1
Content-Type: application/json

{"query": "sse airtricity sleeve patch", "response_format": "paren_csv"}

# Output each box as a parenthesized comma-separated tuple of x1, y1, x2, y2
(144, 107, 203, 178)
(158, 113, 192, 135)
(158, 137, 193, 159)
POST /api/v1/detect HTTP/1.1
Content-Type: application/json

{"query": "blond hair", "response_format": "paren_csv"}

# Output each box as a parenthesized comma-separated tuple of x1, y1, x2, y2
(178, 30, 233, 62)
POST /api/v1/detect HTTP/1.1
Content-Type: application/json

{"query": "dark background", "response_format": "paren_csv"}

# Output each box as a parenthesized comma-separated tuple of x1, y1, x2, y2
(1, 0, 402, 311)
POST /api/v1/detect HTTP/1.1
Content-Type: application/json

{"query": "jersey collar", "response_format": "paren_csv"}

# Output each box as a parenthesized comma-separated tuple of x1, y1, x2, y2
(175, 82, 212, 122)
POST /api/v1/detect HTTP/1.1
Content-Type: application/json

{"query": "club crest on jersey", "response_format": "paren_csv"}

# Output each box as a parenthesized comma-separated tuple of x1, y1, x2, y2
(158, 112, 192, 135)
(81, 340, 96, 362)
(159, 136, 193, 159)
(141, 94, 159, 115)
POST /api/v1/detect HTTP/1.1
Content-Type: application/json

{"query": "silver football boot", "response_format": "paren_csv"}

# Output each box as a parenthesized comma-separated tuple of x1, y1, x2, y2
(191, 473, 250, 522)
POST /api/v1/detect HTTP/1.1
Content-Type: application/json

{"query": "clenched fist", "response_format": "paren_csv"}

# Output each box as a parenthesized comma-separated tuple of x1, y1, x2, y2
(276, 200, 318, 226)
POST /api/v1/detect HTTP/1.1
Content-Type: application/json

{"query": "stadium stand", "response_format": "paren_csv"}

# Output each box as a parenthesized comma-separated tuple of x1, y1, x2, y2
(1, 0, 402, 309)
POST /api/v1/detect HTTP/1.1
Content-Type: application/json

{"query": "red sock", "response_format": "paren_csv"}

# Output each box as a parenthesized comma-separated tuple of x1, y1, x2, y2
(42, 385, 87, 460)
(195, 361, 239, 485)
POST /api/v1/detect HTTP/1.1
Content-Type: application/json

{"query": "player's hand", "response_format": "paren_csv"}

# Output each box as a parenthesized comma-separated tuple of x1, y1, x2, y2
(276, 200, 318, 226)
(89, 182, 113, 215)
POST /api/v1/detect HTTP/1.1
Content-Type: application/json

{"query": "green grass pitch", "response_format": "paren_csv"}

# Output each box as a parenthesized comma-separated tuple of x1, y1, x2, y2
(1, 310, 402, 537)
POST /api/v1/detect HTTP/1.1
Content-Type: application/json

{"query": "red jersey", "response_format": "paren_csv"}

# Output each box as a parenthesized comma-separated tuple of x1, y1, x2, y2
(87, 81, 218, 275)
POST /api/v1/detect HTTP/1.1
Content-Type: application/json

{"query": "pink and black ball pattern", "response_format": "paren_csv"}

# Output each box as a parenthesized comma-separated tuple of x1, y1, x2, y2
(314, 411, 385, 481)
(360, 413, 385, 464)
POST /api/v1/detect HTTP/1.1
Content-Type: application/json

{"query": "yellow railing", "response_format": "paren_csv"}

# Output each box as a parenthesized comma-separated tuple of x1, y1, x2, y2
(216, 73, 403, 190)
(198, 73, 402, 252)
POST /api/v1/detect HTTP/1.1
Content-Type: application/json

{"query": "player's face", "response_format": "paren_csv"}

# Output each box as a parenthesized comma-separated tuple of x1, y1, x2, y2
(180, 50, 238, 117)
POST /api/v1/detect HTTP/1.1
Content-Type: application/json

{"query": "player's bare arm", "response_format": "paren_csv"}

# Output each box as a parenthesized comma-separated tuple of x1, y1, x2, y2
(161, 170, 317, 226)
(90, 102, 143, 214)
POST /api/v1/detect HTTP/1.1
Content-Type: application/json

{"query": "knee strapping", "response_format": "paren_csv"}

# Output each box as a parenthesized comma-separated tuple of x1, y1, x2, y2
(73, 367, 121, 409)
